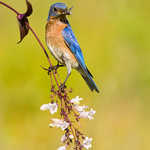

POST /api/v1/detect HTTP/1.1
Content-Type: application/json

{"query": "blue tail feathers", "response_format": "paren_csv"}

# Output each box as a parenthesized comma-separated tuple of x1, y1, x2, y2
(81, 71, 100, 93)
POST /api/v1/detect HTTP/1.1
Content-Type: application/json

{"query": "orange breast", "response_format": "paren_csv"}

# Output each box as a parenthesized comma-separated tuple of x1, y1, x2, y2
(45, 18, 77, 66)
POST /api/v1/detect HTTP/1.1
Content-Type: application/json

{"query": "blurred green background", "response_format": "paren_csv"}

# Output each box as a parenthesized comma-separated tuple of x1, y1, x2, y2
(0, 0, 150, 150)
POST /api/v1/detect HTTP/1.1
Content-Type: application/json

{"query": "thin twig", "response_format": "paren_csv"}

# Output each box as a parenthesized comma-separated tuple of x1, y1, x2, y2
(26, 23, 60, 87)
(0, 1, 19, 15)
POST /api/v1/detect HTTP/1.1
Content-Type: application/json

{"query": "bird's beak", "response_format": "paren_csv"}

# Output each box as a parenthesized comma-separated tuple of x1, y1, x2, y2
(65, 7, 73, 15)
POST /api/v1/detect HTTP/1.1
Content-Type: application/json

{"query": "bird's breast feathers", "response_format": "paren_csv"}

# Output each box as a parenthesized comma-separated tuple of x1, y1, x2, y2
(46, 20, 78, 68)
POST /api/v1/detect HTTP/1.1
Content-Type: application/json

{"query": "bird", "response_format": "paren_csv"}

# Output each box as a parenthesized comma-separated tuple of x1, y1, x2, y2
(45, 3, 99, 93)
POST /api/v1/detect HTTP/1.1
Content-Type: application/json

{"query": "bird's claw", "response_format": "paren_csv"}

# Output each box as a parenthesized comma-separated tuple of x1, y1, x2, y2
(40, 66, 53, 75)
(59, 83, 67, 92)
(41, 64, 64, 75)
(47, 66, 57, 74)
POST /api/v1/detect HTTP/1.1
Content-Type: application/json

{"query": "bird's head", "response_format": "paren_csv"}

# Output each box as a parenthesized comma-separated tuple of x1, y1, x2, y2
(47, 3, 72, 21)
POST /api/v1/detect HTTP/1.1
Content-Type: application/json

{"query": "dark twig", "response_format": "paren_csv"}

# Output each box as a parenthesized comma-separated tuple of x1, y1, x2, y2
(0, 1, 19, 15)
(26, 23, 60, 87)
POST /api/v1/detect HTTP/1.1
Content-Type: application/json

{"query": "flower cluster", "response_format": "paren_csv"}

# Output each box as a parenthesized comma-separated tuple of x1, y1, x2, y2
(41, 96, 96, 150)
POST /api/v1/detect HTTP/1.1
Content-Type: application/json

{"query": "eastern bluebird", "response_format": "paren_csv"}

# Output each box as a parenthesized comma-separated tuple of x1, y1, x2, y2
(45, 3, 99, 93)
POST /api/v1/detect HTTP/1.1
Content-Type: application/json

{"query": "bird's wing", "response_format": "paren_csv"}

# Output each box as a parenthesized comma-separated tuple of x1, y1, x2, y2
(62, 25, 88, 74)
(62, 25, 100, 92)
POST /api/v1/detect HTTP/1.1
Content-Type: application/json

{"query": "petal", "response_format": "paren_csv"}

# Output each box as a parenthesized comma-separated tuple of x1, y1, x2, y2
(70, 96, 83, 104)
(60, 121, 69, 130)
(40, 104, 50, 111)
(74, 105, 88, 112)
(79, 111, 89, 119)
(88, 109, 96, 120)
(49, 119, 69, 131)
(49, 103, 58, 114)
(69, 134, 74, 139)
(57, 145, 66, 150)
(83, 137, 93, 149)
(61, 135, 67, 143)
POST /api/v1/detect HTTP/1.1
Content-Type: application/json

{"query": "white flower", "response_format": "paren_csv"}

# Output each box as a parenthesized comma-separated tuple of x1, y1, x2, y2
(57, 145, 66, 150)
(74, 105, 88, 112)
(61, 135, 67, 143)
(79, 108, 96, 120)
(48, 103, 58, 114)
(61, 134, 74, 143)
(79, 111, 89, 119)
(88, 108, 96, 120)
(40, 104, 50, 111)
(61, 134, 73, 143)
(70, 96, 83, 104)
(49, 118, 69, 131)
(69, 134, 74, 139)
(40, 103, 58, 114)
(83, 137, 93, 149)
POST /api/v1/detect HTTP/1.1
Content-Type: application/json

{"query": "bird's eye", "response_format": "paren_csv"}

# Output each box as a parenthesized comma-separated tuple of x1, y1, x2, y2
(54, 7, 57, 12)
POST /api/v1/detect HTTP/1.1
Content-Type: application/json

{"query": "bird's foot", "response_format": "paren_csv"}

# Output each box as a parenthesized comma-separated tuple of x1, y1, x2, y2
(41, 64, 64, 75)
(59, 83, 67, 92)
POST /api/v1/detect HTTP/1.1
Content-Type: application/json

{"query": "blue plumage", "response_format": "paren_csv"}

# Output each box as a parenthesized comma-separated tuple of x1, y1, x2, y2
(62, 25, 87, 69)
(62, 25, 99, 93)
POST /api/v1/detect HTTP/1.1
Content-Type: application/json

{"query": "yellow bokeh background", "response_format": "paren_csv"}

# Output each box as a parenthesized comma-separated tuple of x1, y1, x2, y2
(0, 0, 150, 150)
